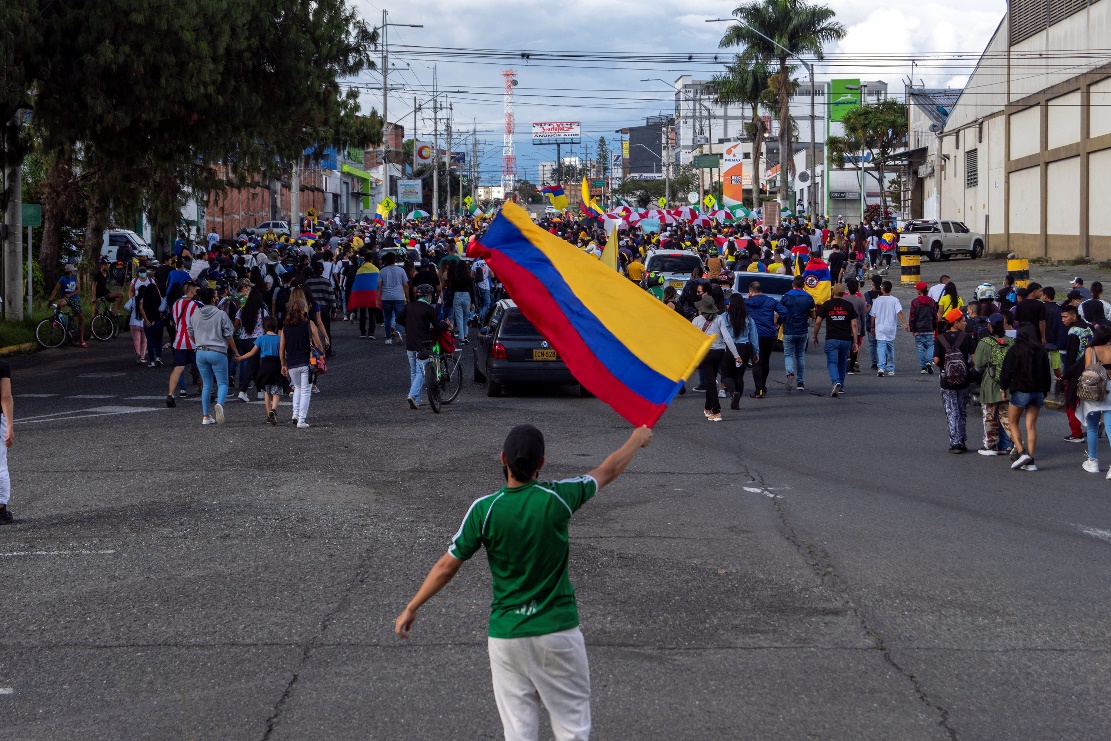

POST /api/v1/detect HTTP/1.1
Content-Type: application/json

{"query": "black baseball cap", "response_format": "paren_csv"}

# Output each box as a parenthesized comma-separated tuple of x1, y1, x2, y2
(503, 424, 545, 476)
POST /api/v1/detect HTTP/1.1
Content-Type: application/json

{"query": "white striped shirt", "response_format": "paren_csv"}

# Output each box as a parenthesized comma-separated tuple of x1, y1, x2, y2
(172, 299, 199, 350)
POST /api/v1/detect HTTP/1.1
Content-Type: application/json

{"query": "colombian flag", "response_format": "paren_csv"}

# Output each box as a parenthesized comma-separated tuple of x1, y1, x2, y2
(347, 263, 380, 309)
(541, 184, 568, 211)
(580, 178, 604, 218)
(469, 202, 712, 427)
(801, 256, 832, 306)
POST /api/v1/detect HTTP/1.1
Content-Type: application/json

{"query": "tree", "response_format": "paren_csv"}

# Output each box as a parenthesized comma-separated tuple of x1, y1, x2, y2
(708, 55, 773, 212)
(596, 137, 610, 180)
(826, 99, 907, 216)
(718, 0, 845, 207)
(515, 179, 542, 205)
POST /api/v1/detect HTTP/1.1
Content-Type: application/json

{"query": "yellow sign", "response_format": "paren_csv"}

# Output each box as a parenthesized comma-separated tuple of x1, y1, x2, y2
(622, 140, 630, 158)
(464, 196, 475, 207)
(305, 207, 318, 219)
(657, 197, 667, 208)
(378, 197, 397, 214)
(703, 195, 717, 209)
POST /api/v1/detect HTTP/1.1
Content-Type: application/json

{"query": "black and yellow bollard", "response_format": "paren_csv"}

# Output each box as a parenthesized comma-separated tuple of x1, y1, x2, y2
(901, 254, 921, 285)
(1007, 258, 1030, 288)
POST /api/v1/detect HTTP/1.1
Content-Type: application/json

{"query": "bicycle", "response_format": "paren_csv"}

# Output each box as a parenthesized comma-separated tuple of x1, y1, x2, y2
(421, 340, 463, 413)
(89, 298, 122, 341)
(35, 303, 81, 348)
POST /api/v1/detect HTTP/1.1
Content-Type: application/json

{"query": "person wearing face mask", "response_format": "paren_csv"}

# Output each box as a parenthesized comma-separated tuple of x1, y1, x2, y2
(128, 267, 154, 364)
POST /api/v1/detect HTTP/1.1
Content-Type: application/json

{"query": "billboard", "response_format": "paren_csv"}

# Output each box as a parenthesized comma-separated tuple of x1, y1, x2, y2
(622, 140, 630, 158)
(414, 141, 434, 165)
(532, 121, 581, 144)
(397, 179, 423, 204)
(829, 79, 861, 122)
(721, 142, 745, 207)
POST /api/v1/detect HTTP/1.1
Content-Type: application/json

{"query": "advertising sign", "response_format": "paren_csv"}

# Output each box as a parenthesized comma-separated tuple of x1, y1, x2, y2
(414, 141, 434, 165)
(721, 142, 745, 207)
(397, 180, 423, 204)
(532, 121, 581, 144)
(622, 140, 630, 158)
(829, 79, 861, 122)
(693, 154, 720, 169)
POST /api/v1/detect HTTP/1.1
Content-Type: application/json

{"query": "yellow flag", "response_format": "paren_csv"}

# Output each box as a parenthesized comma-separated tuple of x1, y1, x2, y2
(601, 224, 619, 271)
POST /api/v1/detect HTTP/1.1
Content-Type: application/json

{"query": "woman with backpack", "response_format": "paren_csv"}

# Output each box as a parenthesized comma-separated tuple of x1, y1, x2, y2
(934, 309, 977, 453)
(998, 323, 1053, 471)
(973, 313, 1015, 456)
(1078, 325, 1111, 476)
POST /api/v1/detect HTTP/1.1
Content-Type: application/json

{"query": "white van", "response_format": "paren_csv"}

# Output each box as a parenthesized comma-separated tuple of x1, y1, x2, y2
(101, 230, 156, 263)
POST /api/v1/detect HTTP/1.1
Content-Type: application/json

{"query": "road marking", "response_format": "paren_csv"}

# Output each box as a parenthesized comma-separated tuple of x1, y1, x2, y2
(0, 550, 116, 557)
(16, 393, 58, 398)
(743, 486, 781, 499)
(1074, 524, 1111, 544)
(125, 395, 170, 400)
(78, 372, 126, 378)
(0, 687, 12, 695)
(21, 406, 161, 425)
(67, 394, 115, 399)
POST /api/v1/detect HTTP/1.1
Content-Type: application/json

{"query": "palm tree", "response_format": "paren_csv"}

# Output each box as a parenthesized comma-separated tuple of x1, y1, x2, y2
(718, 0, 845, 207)
(708, 56, 773, 212)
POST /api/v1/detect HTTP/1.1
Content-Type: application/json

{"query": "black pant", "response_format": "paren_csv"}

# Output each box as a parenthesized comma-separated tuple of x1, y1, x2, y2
(320, 312, 333, 356)
(700, 349, 725, 413)
(756, 336, 774, 393)
(358, 307, 376, 336)
(721, 342, 755, 396)
(236, 338, 260, 392)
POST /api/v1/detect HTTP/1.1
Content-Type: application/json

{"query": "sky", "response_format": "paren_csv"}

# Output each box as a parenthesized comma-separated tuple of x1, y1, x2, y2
(348, 0, 1007, 185)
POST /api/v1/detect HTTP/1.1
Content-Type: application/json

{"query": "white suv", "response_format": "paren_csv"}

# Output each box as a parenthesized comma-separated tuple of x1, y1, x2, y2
(100, 230, 156, 263)
(642, 249, 704, 291)
(898, 220, 985, 261)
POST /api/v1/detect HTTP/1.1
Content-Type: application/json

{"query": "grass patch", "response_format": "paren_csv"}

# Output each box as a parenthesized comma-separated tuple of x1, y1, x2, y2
(0, 305, 72, 349)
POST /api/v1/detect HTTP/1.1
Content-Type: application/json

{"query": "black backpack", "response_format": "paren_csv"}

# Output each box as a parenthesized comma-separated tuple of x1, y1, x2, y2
(274, 285, 291, 319)
(938, 332, 969, 385)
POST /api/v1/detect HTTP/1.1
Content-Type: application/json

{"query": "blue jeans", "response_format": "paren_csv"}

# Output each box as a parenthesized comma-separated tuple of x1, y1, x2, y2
(452, 292, 472, 340)
(824, 339, 851, 388)
(407, 350, 426, 401)
(914, 333, 933, 370)
(782, 334, 807, 385)
(877, 339, 895, 373)
(868, 333, 878, 367)
(1087, 411, 1111, 460)
(196, 349, 229, 417)
(476, 286, 492, 324)
(382, 299, 404, 340)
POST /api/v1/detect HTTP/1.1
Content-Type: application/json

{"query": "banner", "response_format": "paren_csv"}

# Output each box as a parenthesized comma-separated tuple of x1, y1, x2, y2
(397, 179, 423, 204)
(532, 121, 581, 144)
(830, 79, 861, 122)
(415, 141, 434, 165)
(622, 140, 630, 158)
(721, 142, 745, 208)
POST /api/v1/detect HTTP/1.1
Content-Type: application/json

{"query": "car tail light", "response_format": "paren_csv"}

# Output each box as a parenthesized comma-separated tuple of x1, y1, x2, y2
(491, 342, 507, 359)
(917, 236, 922, 246)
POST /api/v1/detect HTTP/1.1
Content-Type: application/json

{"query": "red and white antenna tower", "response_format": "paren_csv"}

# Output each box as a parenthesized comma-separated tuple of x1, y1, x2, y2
(501, 69, 517, 194)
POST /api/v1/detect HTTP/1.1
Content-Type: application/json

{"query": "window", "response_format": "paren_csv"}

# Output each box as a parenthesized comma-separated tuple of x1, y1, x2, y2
(966, 149, 979, 188)
(941, 222, 954, 233)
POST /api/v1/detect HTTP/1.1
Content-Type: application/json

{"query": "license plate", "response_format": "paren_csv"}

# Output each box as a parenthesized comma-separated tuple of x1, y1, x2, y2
(532, 349, 557, 361)
(669, 280, 685, 289)
(899, 246, 907, 253)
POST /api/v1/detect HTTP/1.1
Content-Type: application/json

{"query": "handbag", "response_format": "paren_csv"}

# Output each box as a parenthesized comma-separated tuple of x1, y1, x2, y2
(309, 344, 327, 375)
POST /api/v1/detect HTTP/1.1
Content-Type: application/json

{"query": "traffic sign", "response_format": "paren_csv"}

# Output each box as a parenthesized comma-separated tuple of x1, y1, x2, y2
(22, 204, 41, 228)
(693, 155, 720, 169)
(687, 192, 698, 204)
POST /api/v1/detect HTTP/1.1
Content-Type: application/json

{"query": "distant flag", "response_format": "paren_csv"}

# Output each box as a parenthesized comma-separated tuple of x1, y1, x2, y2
(346, 261, 380, 310)
(469, 202, 712, 427)
(541, 184, 568, 211)
(728, 203, 752, 219)
(615, 195, 632, 209)
(600, 224, 619, 271)
(485, 203, 499, 217)
(580, 178, 604, 218)
(801, 256, 832, 306)
(464, 195, 482, 216)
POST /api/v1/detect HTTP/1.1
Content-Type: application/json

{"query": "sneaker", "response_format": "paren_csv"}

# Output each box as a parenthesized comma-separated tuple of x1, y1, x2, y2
(213, 403, 224, 425)
(202, 416, 216, 425)
(831, 382, 841, 398)
(1020, 461, 1038, 471)
(1008, 447, 1021, 462)
(1064, 435, 1085, 443)
(707, 412, 722, 422)
(148, 361, 156, 368)
(155, 358, 163, 367)
(750, 390, 765, 399)
(693, 385, 706, 392)
(678, 385, 686, 395)
(1105, 468, 1111, 480)
(730, 392, 740, 410)
(367, 335, 376, 340)
(166, 394, 176, 408)
(1011, 453, 1033, 470)
(847, 369, 856, 375)
(407, 396, 418, 410)
(921, 368, 928, 375)
(718, 389, 727, 398)
(949, 445, 963, 454)
(870, 364, 878, 370)
(797, 383, 806, 391)
(384, 339, 393, 345)
(296, 420, 310, 429)
(853, 363, 861, 373)
(360, 334, 367, 338)
(703, 409, 712, 418)
(267, 411, 277, 426)
(0, 504, 12, 523)
(237, 391, 250, 403)
(978, 448, 1001, 456)
(178, 389, 188, 398)
(312, 385, 320, 394)
(1083, 459, 1101, 473)
(136, 355, 144, 365)
(887, 371, 895, 377)
(77, 341, 89, 348)
(877, 371, 885, 377)
(927, 365, 934, 375)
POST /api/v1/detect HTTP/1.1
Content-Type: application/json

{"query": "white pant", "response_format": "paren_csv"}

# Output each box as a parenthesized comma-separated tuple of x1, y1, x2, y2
(288, 365, 311, 422)
(488, 627, 591, 741)
(0, 417, 9, 505)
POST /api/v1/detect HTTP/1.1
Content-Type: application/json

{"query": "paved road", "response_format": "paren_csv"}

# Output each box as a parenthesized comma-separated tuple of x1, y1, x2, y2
(2, 257, 1110, 739)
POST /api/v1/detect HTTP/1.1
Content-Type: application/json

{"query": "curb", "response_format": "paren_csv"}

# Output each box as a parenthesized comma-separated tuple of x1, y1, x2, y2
(0, 342, 38, 357)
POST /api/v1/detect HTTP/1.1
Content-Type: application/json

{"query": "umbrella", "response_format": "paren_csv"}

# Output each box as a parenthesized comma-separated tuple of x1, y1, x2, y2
(406, 210, 431, 220)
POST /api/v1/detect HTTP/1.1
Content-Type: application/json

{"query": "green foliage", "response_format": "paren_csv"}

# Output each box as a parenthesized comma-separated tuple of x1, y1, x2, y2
(826, 100, 908, 214)
(708, 55, 773, 211)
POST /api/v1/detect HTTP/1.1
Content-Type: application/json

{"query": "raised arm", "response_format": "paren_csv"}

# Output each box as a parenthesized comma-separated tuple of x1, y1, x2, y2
(587, 426, 653, 490)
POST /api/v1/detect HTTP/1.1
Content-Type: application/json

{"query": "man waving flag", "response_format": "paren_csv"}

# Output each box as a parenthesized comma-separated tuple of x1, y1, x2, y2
(468, 203, 711, 426)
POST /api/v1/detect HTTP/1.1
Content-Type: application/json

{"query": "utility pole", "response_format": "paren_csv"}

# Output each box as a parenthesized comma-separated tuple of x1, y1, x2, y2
(447, 104, 453, 216)
(472, 121, 478, 201)
(290, 160, 299, 234)
(662, 121, 670, 207)
(381, 9, 390, 222)
(412, 96, 419, 174)
(3, 122, 24, 321)
(432, 65, 439, 220)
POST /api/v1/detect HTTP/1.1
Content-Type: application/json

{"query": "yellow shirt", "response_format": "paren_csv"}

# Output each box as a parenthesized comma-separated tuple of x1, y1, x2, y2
(768, 261, 785, 274)
(351, 236, 364, 249)
(627, 261, 645, 281)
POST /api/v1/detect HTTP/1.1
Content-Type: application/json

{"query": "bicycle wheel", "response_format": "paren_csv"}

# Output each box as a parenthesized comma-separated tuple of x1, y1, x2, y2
(425, 361, 442, 413)
(35, 318, 66, 348)
(441, 354, 463, 404)
(90, 313, 115, 341)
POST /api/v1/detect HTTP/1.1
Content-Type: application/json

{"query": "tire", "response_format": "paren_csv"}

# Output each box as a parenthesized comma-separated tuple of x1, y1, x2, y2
(441, 356, 463, 404)
(90, 313, 115, 341)
(35, 319, 66, 349)
(928, 242, 943, 262)
(485, 375, 502, 397)
(425, 364, 442, 413)
(970, 241, 983, 259)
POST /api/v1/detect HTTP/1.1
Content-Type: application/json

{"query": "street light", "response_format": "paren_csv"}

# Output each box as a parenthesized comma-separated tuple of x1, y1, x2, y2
(642, 77, 718, 206)
(378, 11, 423, 222)
(707, 17, 818, 223)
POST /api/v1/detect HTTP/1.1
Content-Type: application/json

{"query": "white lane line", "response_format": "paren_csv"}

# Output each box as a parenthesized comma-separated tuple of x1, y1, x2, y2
(67, 395, 115, 399)
(78, 372, 125, 378)
(21, 406, 161, 425)
(0, 550, 116, 557)
(0, 687, 13, 695)
(125, 395, 169, 400)
(1074, 524, 1111, 544)
(16, 393, 58, 398)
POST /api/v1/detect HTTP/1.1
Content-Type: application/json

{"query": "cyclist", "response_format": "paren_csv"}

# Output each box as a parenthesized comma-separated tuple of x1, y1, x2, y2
(396, 284, 449, 409)
(47, 264, 88, 348)
(91, 258, 124, 315)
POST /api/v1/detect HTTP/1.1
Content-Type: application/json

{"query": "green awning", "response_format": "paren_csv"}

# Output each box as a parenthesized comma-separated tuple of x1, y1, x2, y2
(342, 164, 373, 209)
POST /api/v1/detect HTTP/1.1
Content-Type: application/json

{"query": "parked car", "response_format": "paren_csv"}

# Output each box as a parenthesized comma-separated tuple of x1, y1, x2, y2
(729, 272, 794, 303)
(642, 249, 704, 292)
(897, 220, 984, 261)
(472, 299, 582, 397)
(246, 221, 291, 237)
(100, 230, 156, 263)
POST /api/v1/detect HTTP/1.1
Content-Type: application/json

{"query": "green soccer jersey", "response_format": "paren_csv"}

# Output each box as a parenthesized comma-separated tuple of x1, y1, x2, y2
(449, 475, 599, 639)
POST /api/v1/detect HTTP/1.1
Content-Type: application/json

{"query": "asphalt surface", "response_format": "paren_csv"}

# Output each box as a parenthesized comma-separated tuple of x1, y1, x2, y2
(2, 257, 1111, 740)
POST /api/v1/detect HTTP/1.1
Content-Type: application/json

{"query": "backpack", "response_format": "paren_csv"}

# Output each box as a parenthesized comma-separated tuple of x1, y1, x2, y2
(967, 315, 992, 343)
(938, 332, 969, 386)
(1077, 354, 1109, 402)
(274, 285, 291, 317)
